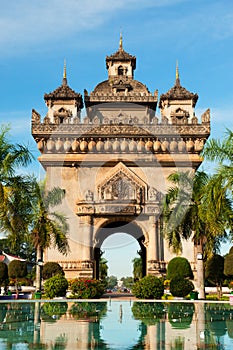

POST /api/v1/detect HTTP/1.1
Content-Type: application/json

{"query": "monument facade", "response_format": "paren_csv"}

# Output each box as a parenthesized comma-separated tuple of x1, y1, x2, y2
(31, 37, 210, 280)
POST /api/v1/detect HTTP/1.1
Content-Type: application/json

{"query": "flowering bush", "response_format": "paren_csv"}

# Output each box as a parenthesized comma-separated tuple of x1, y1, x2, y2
(68, 278, 105, 299)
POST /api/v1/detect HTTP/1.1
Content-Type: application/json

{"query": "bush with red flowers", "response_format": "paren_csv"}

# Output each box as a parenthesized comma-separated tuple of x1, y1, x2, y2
(68, 278, 105, 299)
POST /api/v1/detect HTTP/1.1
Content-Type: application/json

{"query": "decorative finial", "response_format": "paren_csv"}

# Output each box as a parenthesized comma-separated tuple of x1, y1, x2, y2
(63, 59, 67, 79)
(62, 59, 67, 86)
(176, 60, 179, 80)
(175, 60, 180, 85)
(119, 32, 123, 50)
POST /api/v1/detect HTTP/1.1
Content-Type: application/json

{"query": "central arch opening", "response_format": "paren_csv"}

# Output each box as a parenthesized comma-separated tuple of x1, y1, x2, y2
(94, 220, 146, 280)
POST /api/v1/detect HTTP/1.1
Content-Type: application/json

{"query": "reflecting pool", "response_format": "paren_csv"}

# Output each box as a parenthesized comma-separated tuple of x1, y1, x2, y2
(0, 300, 233, 349)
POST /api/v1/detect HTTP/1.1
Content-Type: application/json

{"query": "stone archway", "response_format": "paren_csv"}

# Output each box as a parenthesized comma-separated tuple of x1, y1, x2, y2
(93, 219, 146, 280)
(32, 39, 210, 283)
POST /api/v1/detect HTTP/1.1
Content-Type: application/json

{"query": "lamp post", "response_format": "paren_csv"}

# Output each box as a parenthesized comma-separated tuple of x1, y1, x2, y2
(35, 259, 43, 292)
(196, 252, 205, 299)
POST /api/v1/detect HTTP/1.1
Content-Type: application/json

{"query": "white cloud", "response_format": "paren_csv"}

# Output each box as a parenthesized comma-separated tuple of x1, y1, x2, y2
(0, 0, 220, 56)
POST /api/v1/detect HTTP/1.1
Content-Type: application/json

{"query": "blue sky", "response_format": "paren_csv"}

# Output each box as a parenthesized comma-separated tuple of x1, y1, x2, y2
(1, 0, 233, 278)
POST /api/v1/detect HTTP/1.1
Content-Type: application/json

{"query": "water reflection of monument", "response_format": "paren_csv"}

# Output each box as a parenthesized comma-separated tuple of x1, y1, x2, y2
(0, 302, 233, 348)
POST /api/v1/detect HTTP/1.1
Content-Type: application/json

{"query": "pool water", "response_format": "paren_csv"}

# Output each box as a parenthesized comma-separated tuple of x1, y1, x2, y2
(0, 300, 233, 349)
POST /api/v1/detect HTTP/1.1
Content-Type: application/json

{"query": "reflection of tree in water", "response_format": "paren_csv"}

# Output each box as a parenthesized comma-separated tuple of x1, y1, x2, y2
(226, 319, 233, 339)
(71, 302, 109, 350)
(41, 302, 68, 323)
(0, 302, 35, 346)
(168, 303, 194, 329)
(131, 302, 166, 325)
(128, 322, 147, 350)
(70, 301, 107, 320)
(205, 304, 229, 348)
(50, 333, 68, 350)
(170, 336, 185, 350)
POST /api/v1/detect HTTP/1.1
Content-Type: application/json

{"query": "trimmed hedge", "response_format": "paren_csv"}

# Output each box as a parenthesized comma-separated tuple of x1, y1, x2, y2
(132, 275, 164, 299)
(44, 275, 68, 299)
(170, 276, 194, 297)
(167, 257, 194, 280)
(42, 262, 64, 280)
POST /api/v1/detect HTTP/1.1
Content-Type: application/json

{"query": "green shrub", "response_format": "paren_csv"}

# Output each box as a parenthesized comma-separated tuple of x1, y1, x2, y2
(167, 257, 193, 280)
(0, 262, 8, 288)
(8, 260, 28, 291)
(132, 275, 164, 299)
(8, 260, 27, 279)
(44, 275, 68, 299)
(170, 276, 194, 297)
(42, 262, 64, 280)
(68, 278, 105, 299)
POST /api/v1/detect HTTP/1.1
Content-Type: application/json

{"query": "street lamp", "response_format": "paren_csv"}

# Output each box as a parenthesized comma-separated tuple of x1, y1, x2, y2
(197, 253, 203, 260)
(35, 259, 44, 292)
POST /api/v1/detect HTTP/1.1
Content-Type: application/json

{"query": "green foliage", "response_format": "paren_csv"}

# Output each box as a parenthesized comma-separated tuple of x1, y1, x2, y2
(70, 302, 107, 320)
(206, 254, 225, 285)
(68, 278, 105, 299)
(121, 276, 134, 290)
(0, 262, 8, 286)
(132, 275, 164, 299)
(168, 303, 194, 329)
(42, 262, 64, 280)
(41, 302, 68, 321)
(170, 276, 194, 297)
(99, 257, 108, 281)
(106, 275, 118, 290)
(131, 302, 166, 325)
(132, 256, 143, 280)
(224, 251, 233, 278)
(8, 260, 27, 280)
(167, 257, 194, 280)
(44, 275, 68, 299)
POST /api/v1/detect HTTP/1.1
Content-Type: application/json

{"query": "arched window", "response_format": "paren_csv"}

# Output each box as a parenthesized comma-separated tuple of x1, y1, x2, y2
(118, 66, 124, 75)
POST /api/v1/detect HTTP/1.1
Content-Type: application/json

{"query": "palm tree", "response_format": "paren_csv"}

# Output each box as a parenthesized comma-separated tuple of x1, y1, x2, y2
(30, 180, 70, 291)
(132, 254, 143, 281)
(99, 257, 108, 281)
(0, 125, 33, 253)
(202, 128, 233, 198)
(162, 170, 232, 299)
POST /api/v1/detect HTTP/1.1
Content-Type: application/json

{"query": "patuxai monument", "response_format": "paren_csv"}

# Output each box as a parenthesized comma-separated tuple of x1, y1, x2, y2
(31, 36, 210, 284)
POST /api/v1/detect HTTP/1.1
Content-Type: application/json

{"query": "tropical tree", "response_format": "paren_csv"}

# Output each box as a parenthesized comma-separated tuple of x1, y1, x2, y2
(0, 125, 33, 255)
(201, 128, 233, 193)
(8, 260, 28, 296)
(106, 275, 117, 290)
(162, 170, 232, 299)
(99, 257, 108, 282)
(30, 180, 70, 291)
(132, 254, 143, 281)
(224, 247, 233, 280)
(205, 254, 225, 299)
(0, 262, 8, 293)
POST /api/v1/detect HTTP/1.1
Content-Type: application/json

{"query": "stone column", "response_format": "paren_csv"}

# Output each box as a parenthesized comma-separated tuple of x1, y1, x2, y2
(79, 215, 94, 277)
(147, 216, 160, 275)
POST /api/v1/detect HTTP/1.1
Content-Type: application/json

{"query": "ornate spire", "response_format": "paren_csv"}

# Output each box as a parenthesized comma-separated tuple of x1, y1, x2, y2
(175, 60, 180, 85)
(62, 59, 67, 86)
(119, 32, 123, 50)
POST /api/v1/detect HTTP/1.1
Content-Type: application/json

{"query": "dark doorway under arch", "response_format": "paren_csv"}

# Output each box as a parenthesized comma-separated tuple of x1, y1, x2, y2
(94, 220, 146, 280)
